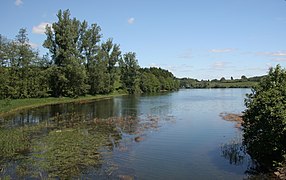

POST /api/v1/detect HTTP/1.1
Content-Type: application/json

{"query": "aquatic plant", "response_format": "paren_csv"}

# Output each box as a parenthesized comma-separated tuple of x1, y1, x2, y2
(0, 128, 30, 159)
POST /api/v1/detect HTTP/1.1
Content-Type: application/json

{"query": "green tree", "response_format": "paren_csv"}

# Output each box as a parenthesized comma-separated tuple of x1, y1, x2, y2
(88, 54, 109, 94)
(79, 21, 101, 68)
(243, 65, 286, 168)
(101, 39, 121, 93)
(0, 35, 11, 98)
(220, 77, 226, 82)
(140, 71, 160, 93)
(0, 30, 50, 99)
(241, 75, 248, 82)
(15, 28, 39, 98)
(119, 52, 140, 94)
(43, 9, 88, 97)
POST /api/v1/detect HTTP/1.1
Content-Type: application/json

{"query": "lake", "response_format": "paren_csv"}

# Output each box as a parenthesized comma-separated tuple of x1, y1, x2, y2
(0, 88, 253, 179)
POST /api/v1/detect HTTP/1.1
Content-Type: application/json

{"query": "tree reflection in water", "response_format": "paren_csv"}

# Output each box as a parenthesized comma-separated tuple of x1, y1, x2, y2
(220, 136, 274, 178)
(220, 137, 247, 166)
(0, 110, 166, 179)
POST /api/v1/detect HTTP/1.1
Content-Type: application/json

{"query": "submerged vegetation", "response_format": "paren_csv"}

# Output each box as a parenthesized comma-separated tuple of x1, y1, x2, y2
(0, 109, 174, 179)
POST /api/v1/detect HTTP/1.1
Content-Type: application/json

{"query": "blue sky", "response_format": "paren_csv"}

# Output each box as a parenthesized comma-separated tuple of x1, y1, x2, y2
(1, 0, 286, 79)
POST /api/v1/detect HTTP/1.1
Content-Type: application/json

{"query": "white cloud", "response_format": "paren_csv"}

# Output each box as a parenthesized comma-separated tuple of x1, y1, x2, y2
(28, 42, 39, 49)
(127, 17, 135, 24)
(272, 58, 286, 62)
(257, 51, 286, 57)
(15, 0, 23, 6)
(271, 52, 286, 57)
(209, 48, 235, 53)
(32, 22, 52, 34)
(211, 61, 229, 70)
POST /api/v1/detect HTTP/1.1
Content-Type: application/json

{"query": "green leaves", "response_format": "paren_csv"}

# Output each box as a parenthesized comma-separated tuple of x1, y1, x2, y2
(0, 9, 178, 99)
(43, 9, 122, 97)
(139, 67, 179, 93)
(119, 52, 140, 94)
(243, 65, 286, 169)
(0, 29, 50, 99)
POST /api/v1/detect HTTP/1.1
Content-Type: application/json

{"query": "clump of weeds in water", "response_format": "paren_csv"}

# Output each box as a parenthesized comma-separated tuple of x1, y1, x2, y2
(0, 113, 125, 179)
(0, 128, 30, 159)
(32, 129, 107, 178)
(0, 112, 174, 179)
(220, 137, 247, 166)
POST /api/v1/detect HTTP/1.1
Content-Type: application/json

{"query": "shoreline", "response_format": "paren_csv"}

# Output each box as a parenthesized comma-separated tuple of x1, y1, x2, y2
(0, 92, 126, 116)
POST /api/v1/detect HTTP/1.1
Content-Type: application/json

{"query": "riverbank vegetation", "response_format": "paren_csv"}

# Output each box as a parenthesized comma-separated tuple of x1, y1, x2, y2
(179, 75, 263, 89)
(0, 92, 124, 115)
(0, 9, 179, 102)
(243, 65, 286, 176)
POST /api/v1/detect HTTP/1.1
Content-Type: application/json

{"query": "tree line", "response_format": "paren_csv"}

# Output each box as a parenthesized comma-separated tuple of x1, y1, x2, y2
(0, 9, 179, 100)
(179, 75, 263, 89)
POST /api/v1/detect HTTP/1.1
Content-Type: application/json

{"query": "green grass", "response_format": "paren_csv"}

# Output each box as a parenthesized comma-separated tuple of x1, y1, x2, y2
(0, 92, 126, 115)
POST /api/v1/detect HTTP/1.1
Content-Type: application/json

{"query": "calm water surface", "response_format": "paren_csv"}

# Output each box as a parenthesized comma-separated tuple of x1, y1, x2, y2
(0, 89, 252, 179)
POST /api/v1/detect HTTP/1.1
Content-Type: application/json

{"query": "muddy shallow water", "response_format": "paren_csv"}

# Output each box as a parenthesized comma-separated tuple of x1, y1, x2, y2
(0, 89, 256, 179)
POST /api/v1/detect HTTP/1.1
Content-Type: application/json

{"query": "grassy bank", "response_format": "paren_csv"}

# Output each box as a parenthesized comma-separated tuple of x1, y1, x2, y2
(0, 92, 126, 115)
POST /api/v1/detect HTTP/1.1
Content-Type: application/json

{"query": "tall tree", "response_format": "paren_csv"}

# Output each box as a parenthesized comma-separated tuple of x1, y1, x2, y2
(79, 21, 101, 68)
(0, 30, 49, 99)
(100, 39, 121, 93)
(15, 28, 36, 98)
(43, 9, 88, 97)
(0, 35, 11, 98)
(119, 52, 140, 94)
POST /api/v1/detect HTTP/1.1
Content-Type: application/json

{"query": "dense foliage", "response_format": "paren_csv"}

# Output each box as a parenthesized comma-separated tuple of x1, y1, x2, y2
(0, 29, 49, 99)
(140, 67, 179, 93)
(0, 9, 179, 100)
(243, 65, 286, 169)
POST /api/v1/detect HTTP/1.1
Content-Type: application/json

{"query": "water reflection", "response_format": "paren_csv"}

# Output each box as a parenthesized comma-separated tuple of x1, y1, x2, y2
(219, 135, 268, 179)
(0, 108, 167, 179)
(1, 89, 259, 179)
(220, 137, 248, 166)
(0, 96, 141, 127)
